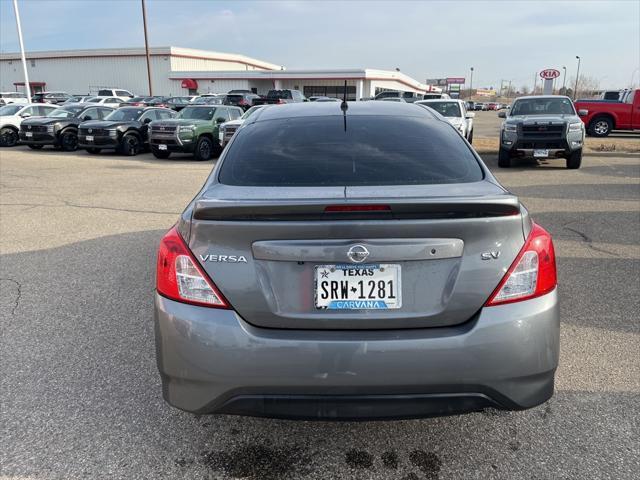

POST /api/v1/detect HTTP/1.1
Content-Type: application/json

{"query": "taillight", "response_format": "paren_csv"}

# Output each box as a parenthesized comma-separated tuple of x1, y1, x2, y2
(485, 223, 556, 306)
(156, 227, 229, 308)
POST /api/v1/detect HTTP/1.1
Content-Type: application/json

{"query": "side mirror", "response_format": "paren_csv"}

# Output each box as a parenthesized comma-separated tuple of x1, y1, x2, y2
(498, 111, 507, 118)
(216, 117, 225, 124)
(465, 112, 475, 119)
(143, 117, 152, 124)
(20, 112, 31, 118)
(83, 116, 92, 121)
(578, 109, 588, 117)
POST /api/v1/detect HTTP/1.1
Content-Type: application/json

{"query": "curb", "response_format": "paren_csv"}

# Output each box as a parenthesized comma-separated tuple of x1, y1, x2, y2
(584, 151, 639, 158)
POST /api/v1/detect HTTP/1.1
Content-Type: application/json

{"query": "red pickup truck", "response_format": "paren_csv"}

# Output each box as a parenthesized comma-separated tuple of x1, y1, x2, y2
(575, 89, 640, 137)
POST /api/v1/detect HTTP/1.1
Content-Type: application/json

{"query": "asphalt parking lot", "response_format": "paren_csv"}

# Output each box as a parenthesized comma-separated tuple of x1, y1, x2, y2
(1, 135, 639, 479)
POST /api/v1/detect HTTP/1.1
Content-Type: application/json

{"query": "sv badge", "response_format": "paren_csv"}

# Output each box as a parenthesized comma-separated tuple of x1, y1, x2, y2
(481, 251, 501, 260)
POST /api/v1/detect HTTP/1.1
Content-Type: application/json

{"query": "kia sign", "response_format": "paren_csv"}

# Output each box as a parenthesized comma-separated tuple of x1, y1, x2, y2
(540, 69, 561, 80)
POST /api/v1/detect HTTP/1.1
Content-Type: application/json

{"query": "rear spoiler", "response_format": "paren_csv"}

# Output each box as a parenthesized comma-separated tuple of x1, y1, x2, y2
(192, 196, 521, 221)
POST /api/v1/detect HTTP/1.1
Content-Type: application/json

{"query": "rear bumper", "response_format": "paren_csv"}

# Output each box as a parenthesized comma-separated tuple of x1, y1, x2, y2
(155, 289, 559, 419)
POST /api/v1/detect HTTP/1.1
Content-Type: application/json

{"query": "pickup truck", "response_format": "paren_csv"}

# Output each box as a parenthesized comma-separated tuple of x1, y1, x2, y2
(575, 89, 639, 137)
(253, 89, 306, 105)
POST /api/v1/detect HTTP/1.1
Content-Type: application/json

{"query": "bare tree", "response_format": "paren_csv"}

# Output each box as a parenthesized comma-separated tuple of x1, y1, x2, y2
(569, 74, 601, 99)
(520, 85, 530, 95)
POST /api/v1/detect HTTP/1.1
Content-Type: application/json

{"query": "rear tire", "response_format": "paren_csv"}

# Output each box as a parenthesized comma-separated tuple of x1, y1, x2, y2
(587, 116, 612, 137)
(152, 147, 171, 159)
(498, 147, 512, 168)
(193, 136, 213, 161)
(86, 147, 101, 154)
(0, 127, 18, 147)
(566, 149, 582, 169)
(28, 144, 44, 150)
(60, 130, 78, 151)
(119, 133, 140, 156)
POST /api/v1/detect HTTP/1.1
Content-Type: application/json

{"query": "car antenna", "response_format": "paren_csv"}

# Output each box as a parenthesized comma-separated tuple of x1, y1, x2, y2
(340, 80, 348, 132)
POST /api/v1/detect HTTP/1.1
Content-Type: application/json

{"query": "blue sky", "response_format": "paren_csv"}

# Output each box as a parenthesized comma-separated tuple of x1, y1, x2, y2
(1, 0, 638, 90)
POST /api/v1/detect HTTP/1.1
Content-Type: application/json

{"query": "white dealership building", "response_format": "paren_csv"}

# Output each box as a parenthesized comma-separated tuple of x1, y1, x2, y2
(0, 46, 437, 100)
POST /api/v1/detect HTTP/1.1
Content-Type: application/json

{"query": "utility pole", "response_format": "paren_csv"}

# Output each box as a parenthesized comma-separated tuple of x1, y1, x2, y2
(562, 66, 567, 93)
(573, 56, 581, 100)
(508, 80, 512, 98)
(533, 72, 538, 95)
(469, 67, 474, 97)
(141, 0, 153, 96)
(12, 0, 31, 100)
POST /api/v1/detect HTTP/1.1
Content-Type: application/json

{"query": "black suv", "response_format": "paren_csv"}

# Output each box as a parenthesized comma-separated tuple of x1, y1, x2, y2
(77, 107, 176, 155)
(19, 104, 114, 151)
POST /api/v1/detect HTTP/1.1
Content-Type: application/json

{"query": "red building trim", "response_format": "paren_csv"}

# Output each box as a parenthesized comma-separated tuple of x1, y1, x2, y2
(13, 81, 46, 86)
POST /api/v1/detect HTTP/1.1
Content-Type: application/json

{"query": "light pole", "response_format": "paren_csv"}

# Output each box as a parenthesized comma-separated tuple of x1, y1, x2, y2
(12, 0, 31, 100)
(562, 66, 567, 93)
(573, 56, 581, 100)
(533, 72, 538, 94)
(141, 0, 153, 96)
(469, 67, 474, 97)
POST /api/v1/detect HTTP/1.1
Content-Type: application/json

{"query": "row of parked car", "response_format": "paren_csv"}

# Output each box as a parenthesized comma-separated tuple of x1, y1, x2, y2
(0, 93, 479, 159)
(468, 101, 510, 111)
(0, 98, 257, 160)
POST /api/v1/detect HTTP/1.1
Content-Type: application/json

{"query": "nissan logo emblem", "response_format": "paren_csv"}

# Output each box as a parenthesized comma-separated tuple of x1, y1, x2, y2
(88, 129, 92, 133)
(347, 244, 370, 263)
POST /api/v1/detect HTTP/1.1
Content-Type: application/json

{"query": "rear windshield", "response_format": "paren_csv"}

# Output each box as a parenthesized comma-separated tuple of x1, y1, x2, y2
(219, 116, 483, 186)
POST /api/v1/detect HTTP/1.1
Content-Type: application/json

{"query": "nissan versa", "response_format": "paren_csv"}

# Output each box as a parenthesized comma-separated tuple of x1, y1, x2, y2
(154, 102, 559, 420)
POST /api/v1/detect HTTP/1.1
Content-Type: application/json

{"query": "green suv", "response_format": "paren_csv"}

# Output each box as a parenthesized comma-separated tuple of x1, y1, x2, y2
(149, 105, 242, 160)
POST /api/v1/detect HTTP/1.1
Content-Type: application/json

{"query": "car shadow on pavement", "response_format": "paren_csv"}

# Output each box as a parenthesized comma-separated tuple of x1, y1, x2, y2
(8, 144, 219, 164)
(481, 154, 571, 170)
(1, 229, 638, 479)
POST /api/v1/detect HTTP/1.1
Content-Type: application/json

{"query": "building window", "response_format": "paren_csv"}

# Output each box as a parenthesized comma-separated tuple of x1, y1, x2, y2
(30, 59, 36, 67)
(303, 85, 356, 100)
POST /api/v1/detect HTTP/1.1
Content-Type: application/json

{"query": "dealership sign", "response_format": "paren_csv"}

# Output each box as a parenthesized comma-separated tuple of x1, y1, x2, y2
(427, 78, 448, 86)
(446, 77, 465, 84)
(539, 69, 561, 80)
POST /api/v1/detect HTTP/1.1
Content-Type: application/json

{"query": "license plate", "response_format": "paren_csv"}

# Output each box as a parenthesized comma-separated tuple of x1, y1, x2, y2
(533, 149, 548, 158)
(86, 135, 94, 142)
(25, 132, 32, 137)
(158, 144, 167, 150)
(315, 264, 401, 309)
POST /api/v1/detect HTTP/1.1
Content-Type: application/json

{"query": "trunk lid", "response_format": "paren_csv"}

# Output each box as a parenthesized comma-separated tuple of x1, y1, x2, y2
(187, 182, 526, 330)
